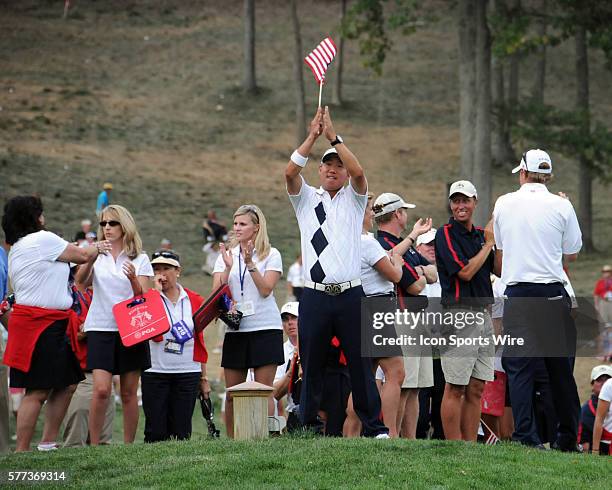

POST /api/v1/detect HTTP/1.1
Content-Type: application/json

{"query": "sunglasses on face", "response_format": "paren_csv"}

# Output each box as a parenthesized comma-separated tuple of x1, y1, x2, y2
(99, 220, 121, 227)
(152, 250, 180, 262)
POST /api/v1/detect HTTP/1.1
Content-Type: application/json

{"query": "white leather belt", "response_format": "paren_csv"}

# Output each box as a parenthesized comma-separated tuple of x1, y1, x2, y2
(304, 279, 362, 296)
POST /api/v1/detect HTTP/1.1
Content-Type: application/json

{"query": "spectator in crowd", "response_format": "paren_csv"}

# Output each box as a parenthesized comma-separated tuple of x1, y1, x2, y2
(414, 228, 445, 440)
(2, 195, 111, 452)
(594, 265, 612, 359)
(75, 204, 153, 446)
(494, 149, 582, 451)
(141, 249, 210, 442)
(213, 204, 284, 438)
(85, 231, 96, 245)
(0, 242, 9, 453)
(74, 219, 92, 243)
(434, 180, 499, 441)
(579, 365, 612, 454)
(159, 238, 172, 250)
(201, 241, 221, 276)
(96, 183, 113, 215)
(62, 282, 115, 448)
(286, 254, 304, 301)
(361, 193, 405, 437)
(374, 192, 436, 439)
(592, 375, 612, 456)
(285, 106, 388, 438)
(74, 232, 87, 247)
(274, 302, 299, 394)
(202, 210, 228, 243)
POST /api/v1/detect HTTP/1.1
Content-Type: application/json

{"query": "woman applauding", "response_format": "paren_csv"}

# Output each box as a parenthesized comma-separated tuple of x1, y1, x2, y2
(213, 204, 284, 438)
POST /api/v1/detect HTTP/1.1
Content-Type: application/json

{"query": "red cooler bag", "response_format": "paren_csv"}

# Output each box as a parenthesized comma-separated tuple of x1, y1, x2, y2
(192, 284, 232, 333)
(481, 370, 506, 417)
(113, 290, 171, 347)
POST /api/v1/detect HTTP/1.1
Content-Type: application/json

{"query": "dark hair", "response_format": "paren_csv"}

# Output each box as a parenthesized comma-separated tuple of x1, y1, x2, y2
(2, 195, 44, 245)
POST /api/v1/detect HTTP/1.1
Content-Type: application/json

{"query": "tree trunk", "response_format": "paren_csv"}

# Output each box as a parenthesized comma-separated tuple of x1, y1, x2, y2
(531, 0, 547, 104)
(331, 0, 347, 106)
(507, 0, 520, 109)
(491, 0, 515, 167)
(473, 0, 492, 227)
(243, 0, 257, 94)
(575, 25, 594, 252)
(458, 0, 477, 179)
(290, 0, 306, 144)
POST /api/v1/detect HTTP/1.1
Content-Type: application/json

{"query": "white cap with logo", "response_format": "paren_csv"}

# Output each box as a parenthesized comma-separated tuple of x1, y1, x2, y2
(591, 364, 612, 382)
(373, 192, 416, 218)
(281, 301, 299, 318)
(448, 180, 478, 199)
(512, 149, 553, 174)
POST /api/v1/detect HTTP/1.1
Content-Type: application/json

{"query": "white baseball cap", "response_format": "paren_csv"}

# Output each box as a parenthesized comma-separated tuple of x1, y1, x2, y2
(448, 180, 478, 199)
(373, 192, 416, 218)
(591, 365, 612, 382)
(321, 148, 340, 164)
(416, 228, 437, 246)
(512, 149, 553, 174)
(280, 301, 299, 318)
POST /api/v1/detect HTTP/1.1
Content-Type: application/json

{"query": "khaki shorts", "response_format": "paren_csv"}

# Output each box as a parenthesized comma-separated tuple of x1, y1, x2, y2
(402, 352, 433, 389)
(440, 310, 494, 386)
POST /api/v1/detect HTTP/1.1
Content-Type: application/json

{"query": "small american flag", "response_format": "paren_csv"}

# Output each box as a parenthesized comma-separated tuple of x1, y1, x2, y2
(304, 37, 337, 84)
(480, 419, 500, 446)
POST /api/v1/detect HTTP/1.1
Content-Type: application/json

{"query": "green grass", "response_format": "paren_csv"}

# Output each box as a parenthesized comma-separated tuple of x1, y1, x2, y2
(0, 437, 609, 488)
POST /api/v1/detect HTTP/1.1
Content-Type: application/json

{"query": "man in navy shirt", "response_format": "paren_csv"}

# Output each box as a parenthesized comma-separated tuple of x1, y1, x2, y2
(434, 180, 500, 441)
(374, 192, 436, 438)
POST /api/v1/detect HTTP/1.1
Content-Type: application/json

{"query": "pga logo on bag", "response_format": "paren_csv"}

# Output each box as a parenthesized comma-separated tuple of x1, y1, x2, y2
(113, 290, 171, 347)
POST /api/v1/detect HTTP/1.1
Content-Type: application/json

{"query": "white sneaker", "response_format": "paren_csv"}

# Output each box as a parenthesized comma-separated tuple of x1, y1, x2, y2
(375, 433, 390, 439)
(37, 442, 59, 451)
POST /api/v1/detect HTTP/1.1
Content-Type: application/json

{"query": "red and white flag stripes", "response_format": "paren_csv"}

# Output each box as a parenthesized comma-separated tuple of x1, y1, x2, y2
(304, 37, 337, 84)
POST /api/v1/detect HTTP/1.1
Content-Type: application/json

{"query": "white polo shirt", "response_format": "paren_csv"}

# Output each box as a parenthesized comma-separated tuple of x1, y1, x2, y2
(360, 233, 394, 296)
(84, 251, 154, 332)
(288, 176, 367, 284)
(286, 261, 304, 288)
(9, 230, 72, 310)
(274, 339, 296, 382)
(598, 378, 612, 435)
(493, 183, 582, 285)
(147, 285, 201, 373)
(213, 246, 283, 333)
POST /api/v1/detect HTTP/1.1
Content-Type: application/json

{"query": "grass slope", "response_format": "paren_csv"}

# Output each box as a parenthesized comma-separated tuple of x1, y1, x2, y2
(0, 437, 610, 489)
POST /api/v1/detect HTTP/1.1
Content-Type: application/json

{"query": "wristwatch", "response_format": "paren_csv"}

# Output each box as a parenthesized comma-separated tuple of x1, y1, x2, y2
(330, 135, 343, 146)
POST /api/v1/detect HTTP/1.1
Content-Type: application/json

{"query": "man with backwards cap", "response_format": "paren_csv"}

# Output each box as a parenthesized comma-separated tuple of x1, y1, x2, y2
(284, 106, 388, 437)
(374, 192, 437, 438)
(578, 365, 612, 454)
(434, 180, 500, 441)
(493, 149, 582, 451)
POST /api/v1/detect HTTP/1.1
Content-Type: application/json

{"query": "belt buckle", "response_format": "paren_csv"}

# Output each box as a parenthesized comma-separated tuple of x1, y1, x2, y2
(324, 284, 342, 296)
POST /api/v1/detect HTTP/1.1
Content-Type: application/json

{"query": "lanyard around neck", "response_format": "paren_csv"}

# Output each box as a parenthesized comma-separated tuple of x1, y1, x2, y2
(161, 293, 184, 324)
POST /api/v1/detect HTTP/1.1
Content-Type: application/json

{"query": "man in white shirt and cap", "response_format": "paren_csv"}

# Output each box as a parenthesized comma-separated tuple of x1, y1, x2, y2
(284, 107, 388, 438)
(493, 149, 583, 451)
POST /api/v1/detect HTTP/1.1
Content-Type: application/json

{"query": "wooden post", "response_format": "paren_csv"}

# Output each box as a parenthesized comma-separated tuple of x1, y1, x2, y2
(226, 381, 273, 440)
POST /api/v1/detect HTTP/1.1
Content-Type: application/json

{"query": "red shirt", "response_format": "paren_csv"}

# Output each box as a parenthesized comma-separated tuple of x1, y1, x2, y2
(594, 278, 612, 299)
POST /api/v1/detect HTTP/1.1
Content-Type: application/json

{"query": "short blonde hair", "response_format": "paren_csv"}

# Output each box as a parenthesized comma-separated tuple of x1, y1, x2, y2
(99, 205, 143, 259)
(228, 204, 271, 260)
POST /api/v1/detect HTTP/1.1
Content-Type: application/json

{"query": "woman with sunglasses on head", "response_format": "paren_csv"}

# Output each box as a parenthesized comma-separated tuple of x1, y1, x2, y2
(75, 205, 153, 445)
(213, 204, 284, 438)
(2, 195, 111, 451)
(141, 249, 210, 442)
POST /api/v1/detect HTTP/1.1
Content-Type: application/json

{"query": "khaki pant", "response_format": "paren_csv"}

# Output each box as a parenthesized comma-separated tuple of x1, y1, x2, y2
(0, 337, 9, 454)
(62, 372, 115, 447)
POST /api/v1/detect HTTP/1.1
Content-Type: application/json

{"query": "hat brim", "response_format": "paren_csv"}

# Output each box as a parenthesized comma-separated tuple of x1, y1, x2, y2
(511, 164, 522, 174)
(449, 191, 477, 199)
(151, 257, 180, 268)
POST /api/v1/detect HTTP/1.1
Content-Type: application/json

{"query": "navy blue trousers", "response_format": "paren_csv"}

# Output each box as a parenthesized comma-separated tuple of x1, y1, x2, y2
(298, 287, 387, 437)
(501, 282, 580, 448)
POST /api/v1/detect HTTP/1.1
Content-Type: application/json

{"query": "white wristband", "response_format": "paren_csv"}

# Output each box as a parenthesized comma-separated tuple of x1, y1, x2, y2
(290, 150, 308, 168)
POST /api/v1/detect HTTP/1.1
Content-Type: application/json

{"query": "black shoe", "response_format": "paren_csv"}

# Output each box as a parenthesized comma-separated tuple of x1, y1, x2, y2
(555, 443, 583, 453)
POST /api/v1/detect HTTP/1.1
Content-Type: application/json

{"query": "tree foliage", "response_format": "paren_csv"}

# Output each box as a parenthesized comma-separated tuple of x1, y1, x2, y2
(341, 0, 428, 75)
